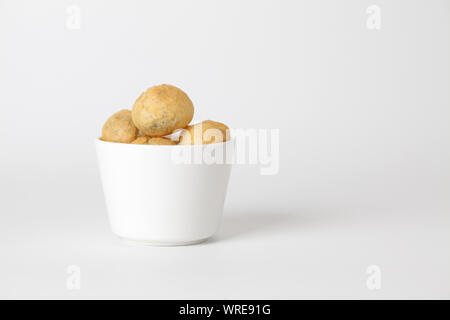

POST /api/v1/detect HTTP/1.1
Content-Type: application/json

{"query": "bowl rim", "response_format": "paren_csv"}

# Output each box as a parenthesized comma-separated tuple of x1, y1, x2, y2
(95, 137, 235, 148)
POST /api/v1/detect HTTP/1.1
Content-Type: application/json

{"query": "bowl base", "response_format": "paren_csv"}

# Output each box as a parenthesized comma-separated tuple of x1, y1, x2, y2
(118, 236, 210, 247)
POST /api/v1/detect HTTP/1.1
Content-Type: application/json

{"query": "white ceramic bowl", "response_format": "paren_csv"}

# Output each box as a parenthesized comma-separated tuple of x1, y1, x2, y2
(95, 139, 233, 246)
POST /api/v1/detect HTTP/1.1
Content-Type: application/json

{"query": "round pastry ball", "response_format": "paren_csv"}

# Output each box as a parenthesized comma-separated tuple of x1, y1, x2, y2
(130, 136, 149, 144)
(101, 109, 138, 143)
(147, 137, 177, 145)
(131, 84, 194, 137)
(179, 120, 230, 145)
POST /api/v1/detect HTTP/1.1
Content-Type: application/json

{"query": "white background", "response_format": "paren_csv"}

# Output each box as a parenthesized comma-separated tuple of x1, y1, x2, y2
(0, 0, 449, 299)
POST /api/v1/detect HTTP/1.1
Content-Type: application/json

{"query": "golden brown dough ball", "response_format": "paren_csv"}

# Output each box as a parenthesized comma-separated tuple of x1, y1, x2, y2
(101, 109, 138, 143)
(131, 84, 194, 137)
(130, 136, 149, 144)
(179, 120, 230, 145)
(147, 137, 177, 145)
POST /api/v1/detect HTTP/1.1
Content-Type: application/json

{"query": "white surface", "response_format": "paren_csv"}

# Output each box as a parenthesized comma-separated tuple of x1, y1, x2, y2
(96, 139, 233, 243)
(1, 0, 450, 299)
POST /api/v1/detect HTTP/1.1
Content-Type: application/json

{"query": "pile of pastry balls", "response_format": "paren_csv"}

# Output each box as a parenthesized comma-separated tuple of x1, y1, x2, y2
(100, 84, 230, 145)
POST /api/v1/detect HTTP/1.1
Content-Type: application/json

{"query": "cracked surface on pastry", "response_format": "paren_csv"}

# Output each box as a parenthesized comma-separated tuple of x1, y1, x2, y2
(132, 84, 194, 137)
